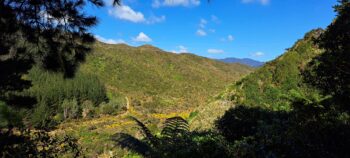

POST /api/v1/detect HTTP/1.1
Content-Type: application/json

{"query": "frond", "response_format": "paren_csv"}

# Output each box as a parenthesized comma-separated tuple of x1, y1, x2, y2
(161, 117, 189, 138)
(111, 133, 153, 157)
(128, 116, 159, 146)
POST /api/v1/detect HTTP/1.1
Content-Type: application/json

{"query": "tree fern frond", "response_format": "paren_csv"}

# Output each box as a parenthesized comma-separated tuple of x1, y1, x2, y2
(128, 116, 159, 146)
(111, 133, 153, 157)
(161, 117, 189, 138)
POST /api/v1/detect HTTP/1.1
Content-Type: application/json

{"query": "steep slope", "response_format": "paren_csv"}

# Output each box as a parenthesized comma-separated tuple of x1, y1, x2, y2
(191, 29, 324, 130)
(219, 58, 265, 67)
(79, 42, 253, 113)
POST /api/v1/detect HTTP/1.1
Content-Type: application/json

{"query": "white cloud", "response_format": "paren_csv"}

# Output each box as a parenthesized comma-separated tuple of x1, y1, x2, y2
(221, 35, 235, 42)
(209, 29, 216, 33)
(94, 35, 126, 44)
(133, 32, 152, 42)
(241, 0, 270, 5)
(108, 5, 165, 24)
(252, 51, 265, 57)
(146, 15, 166, 24)
(108, 5, 145, 23)
(208, 49, 224, 54)
(196, 29, 207, 36)
(171, 45, 188, 53)
(228, 35, 234, 41)
(199, 18, 207, 28)
(152, 0, 200, 8)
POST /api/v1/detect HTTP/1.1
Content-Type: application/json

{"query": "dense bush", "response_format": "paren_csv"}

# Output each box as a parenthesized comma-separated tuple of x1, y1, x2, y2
(0, 101, 23, 128)
(222, 29, 323, 111)
(24, 67, 108, 128)
(27, 67, 107, 106)
(97, 99, 125, 115)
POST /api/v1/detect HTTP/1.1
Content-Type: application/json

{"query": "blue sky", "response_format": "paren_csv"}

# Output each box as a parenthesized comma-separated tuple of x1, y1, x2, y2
(87, 0, 337, 62)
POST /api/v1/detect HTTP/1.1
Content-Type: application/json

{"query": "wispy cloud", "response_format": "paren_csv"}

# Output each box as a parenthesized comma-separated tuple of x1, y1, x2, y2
(196, 16, 219, 37)
(108, 5, 165, 24)
(251, 51, 265, 57)
(228, 35, 234, 41)
(241, 0, 270, 5)
(133, 32, 152, 42)
(221, 34, 235, 42)
(146, 15, 166, 24)
(95, 35, 126, 44)
(171, 45, 189, 53)
(152, 0, 200, 8)
(211, 15, 220, 23)
(196, 29, 207, 36)
(208, 49, 224, 54)
(199, 18, 207, 28)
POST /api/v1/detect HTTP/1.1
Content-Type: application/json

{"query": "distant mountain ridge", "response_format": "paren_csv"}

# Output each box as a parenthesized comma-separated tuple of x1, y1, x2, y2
(219, 57, 264, 67)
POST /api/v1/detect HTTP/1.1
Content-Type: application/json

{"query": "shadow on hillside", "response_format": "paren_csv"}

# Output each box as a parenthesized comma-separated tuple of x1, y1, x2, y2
(216, 102, 350, 158)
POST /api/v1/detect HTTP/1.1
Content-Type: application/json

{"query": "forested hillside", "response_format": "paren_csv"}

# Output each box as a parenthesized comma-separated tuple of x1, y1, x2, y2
(79, 43, 253, 113)
(191, 29, 323, 130)
(219, 29, 323, 110)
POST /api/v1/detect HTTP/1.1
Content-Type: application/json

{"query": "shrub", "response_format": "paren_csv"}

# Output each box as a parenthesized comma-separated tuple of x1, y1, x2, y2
(0, 101, 23, 128)
(61, 99, 80, 119)
(30, 101, 56, 129)
(81, 100, 95, 118)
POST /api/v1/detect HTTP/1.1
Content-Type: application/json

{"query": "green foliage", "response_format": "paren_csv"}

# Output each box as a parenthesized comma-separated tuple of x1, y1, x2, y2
(221, 29, 324, 110)
(112, 117, 232, 158)
(0, 101, 22, 128)
(216, 98, 350, 157)
(27, 67, 107, 106)
(81, 100, 95, 118)
(97, 99, 124, 115)
(0, 129, 81, 157)
(30, 101, 56, 129)
(304, 0, 350, 112)
(24, 67, 107, 128)
(81, 43, 253, 112)
(61, 99, 80, 119)
(214, 2, 350, 157)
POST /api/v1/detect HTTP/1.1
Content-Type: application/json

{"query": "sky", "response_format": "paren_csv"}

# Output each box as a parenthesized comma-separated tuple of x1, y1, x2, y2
(87, 0, 338, 62)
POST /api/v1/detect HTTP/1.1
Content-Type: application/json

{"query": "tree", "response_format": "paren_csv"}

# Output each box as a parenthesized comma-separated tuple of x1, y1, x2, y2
(304, 0, 350, 111)
(0, 0, 121, 104)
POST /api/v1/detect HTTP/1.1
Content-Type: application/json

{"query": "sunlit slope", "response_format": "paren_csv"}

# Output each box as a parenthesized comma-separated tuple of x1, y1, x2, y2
(191, 29, 324, 130)
(79, 42, 253, 113)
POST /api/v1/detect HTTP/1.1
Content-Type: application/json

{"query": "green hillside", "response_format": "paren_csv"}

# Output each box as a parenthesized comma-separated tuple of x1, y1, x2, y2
(191, 29, 324, 130)
(79, 42, 253, 113)
(220, 29, 323, 110)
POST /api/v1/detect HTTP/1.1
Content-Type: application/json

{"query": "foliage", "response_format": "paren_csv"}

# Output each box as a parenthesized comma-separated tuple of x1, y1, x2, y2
(0, 101, 23, 128)
(214, 1, 350, 157)
(24, 67, 107, 128)
(30, 101, 57, 129)
(27, 67, 107, 106)
(216, 98, 350, 157)
(219, 29, 323, 110)
(112, 116, 231, 158)
(61, 98, 80, 119)
(0, 128, 81, 157)
(0, 0, 106, 106)
(304, 0, 350, 112)
(81, 43, 253, 113)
